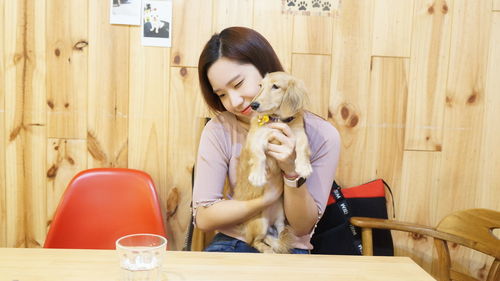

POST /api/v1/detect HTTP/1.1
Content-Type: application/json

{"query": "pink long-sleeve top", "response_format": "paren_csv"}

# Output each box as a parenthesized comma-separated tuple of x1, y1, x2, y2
(192, 110, 341, 250)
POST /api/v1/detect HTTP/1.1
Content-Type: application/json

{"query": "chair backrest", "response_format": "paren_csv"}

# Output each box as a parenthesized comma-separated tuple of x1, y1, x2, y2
(350, 208, 500, 281)
(44, 168, 167, 249)
(434, 209, 500, 281)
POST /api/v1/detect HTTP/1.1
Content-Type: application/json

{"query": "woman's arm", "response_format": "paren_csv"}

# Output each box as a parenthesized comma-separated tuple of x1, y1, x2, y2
(283, 182, 319, 236)
(195, 184, 282, 232)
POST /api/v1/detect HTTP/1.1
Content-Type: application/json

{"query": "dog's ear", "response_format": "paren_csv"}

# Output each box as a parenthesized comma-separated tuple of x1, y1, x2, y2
(279, 77, 307, 117)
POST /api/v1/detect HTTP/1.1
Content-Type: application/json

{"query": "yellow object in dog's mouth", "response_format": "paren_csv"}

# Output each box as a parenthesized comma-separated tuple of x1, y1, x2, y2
(257, 115, 270, 126)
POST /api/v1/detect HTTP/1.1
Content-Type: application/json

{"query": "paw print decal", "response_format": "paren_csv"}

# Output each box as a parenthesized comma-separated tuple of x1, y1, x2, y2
(283, 0, 337, 15)
(298, 1, 308, 10)
(322, 1, 331, 11)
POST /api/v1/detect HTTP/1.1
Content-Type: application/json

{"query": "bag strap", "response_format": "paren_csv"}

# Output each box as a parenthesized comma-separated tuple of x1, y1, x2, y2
(183, 117, 211, 251)
(182, 165, 196, 251)
(381, 179, 396, 219)
(331, 181, 363, 255)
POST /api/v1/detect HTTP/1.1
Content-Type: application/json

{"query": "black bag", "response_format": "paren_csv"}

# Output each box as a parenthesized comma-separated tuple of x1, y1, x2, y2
(311, 179, 394, 255)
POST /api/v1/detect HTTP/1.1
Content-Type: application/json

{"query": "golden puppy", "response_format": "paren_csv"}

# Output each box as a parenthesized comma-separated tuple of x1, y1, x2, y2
(233, 71, 312, 253)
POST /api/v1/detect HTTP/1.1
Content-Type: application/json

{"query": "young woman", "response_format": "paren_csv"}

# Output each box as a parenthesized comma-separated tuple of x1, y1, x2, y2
(193, 26, 341, 253)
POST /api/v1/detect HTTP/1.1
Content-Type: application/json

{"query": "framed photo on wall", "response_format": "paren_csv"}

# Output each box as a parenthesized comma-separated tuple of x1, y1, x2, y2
(142, 0, 172, 47)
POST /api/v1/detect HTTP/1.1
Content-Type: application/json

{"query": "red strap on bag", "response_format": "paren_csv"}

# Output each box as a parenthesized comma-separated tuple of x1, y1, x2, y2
(327, 179, 386, 205)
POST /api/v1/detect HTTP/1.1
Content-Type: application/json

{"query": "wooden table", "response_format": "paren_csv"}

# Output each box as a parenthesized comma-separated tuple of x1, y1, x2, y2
(0, 248, 436, 281)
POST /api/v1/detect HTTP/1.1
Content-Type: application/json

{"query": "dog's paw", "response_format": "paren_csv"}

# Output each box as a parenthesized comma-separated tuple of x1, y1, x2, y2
(295, 162, 312, 178)
(249, 171, 267, 187)
(262, 248, 275, 254)
(264, 236, 280, 249)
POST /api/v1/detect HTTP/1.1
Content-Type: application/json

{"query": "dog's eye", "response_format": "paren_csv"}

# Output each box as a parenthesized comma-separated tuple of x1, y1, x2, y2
(272, 84, 279, 90)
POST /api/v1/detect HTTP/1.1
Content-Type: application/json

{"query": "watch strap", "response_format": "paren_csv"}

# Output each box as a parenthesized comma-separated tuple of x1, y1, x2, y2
(283, 175, 306, 188)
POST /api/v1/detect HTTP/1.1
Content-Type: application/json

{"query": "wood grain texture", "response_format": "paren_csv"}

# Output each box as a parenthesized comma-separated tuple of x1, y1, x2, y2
(213, 0, 253, 32)
(364, 57, 408, 188)
(4, 0, 47, 248)
(171, 0, 213, 67)
(328, 0, 374, 185)
(439, 0, 491, 220)
(167, 67, 208, 250)
(438, 0, 493, 278)
(0, 111, 4, 247)
(473, 14, 500, 278)
(404, 0, 452, 151)
(291, 54, 331, 118)
(396, 151, 442, 271)
(127, 26, 170, 243)
(479, 10, 500, 222)
(352, 209, 500, 280)
(0, 248, 437, 281)
(46, 139, 87, 231)
(87, 0, 128, 168)
(292, 15, 333, 55)
(372, 0, 414, 57)
(0, 0, 6, 247)
(3, 0, 25, 248)
(20, 0, 47, 248)
(253, 0, 293, 72)
(46, 0, 87, 139)
(435, 209, 500, 280)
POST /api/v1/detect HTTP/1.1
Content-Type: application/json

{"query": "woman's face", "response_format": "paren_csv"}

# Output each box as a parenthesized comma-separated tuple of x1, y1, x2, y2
(207, 57, 263, 123)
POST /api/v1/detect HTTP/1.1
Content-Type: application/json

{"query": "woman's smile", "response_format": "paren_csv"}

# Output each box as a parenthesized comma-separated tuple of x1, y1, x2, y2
(240, 105, 253, 115)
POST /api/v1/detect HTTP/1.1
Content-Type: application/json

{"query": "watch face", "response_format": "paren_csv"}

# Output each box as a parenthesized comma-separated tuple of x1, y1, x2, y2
(297, 177, 306, 187)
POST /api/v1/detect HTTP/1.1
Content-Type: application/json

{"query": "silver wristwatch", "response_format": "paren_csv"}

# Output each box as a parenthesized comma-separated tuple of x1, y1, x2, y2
(283, 176, 306, 188)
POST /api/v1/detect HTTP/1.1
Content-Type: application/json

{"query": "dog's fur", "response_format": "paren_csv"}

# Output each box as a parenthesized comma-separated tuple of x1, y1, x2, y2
(232, 71, 312, 253)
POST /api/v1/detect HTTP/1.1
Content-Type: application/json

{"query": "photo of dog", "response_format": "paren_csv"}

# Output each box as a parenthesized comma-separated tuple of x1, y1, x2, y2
(149, 12, 165, 33)
(141, 0, 172, 47)
(233, 72, 313, 253)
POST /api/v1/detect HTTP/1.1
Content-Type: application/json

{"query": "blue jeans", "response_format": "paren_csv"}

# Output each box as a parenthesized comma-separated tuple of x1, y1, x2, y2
(204, 233, 310, 254)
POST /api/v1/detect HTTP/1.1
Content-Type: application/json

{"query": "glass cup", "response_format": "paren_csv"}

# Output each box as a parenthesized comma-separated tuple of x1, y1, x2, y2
(116, 233, 167, 281)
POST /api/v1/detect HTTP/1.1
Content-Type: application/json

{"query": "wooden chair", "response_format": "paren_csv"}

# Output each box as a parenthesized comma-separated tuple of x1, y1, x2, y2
(350, 208, 500, 281)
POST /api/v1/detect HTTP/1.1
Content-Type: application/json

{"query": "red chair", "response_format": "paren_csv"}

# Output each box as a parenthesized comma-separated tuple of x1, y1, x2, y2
(44, 168, 167, 249)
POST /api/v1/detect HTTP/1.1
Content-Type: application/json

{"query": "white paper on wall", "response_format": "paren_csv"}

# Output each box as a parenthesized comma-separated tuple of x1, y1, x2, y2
(110, 0, 142, 25)
(141, 0, 173, 47)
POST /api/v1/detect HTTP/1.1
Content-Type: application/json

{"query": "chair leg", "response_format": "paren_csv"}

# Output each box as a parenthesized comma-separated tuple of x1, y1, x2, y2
(361, 228, 373, 256)
(433, 239, 451, 281)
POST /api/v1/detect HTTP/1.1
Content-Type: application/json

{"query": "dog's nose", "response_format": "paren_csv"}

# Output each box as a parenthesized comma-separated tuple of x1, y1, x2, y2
(250, 102, 260, 110)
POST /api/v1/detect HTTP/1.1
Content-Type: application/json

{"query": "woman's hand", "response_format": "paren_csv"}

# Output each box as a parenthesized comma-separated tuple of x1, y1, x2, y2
(265, 123, 298, 177)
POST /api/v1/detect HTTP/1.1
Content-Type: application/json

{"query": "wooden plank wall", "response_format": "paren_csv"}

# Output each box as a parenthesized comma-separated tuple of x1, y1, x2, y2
(1, 0, 499, 279)
(0, 0, 6, 248)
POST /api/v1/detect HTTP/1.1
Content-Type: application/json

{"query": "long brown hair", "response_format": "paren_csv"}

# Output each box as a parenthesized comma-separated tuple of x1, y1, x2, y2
(198, 27, 284, 112)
